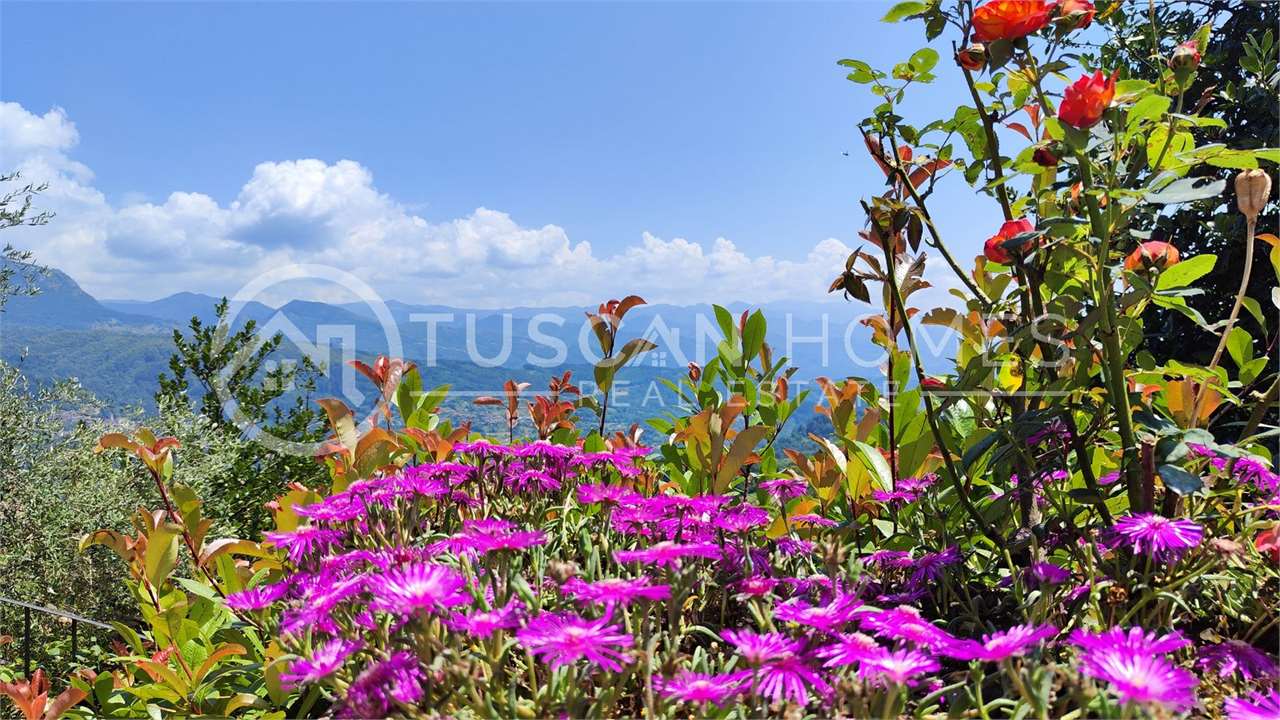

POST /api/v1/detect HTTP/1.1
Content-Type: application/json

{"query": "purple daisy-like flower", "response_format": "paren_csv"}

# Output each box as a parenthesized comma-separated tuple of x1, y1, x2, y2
(860, 606, 958, 650)
(722, 629, 803, 665)
(758, 477, 809, 500)
(656, 670, 752, 706)
(815, 633, 881, 667)
(1112, 513, 1203, 558)
(504, 469, 561, 493)
(775, 537, 815, 556)
(265, 526, 345, 565)
(1069, 626, 1191, 656)
(858, 647, 941, 686)
(789, 513, 837, 528)
(576, 483, 638, 506)
(340, 651, 424, 718)
(613, 540, 721, 568)
(225, 582, 290, 611)
(1225, 689, 1280, 720)
(1196, 640, 1279, 681)
(1078, 650, 1198, 710)
(714, 504, 771, 533)
(866, 550, 914, 569)
(732, 575, 779, 599)
(944, 624, 1058, 662)
(752, 653, 832, 707)
(446, 601, 523, 639)
(516, 612, 634, 672)
(897, 474, 937, 493)
(872, 489, 920, 506)
(369, 562, 470, 615)
(1025, 561, 1071, 585)
(561, 576, 671, 607)
(774, 594, 864, 633)
(281, 638, 362, 688)
(909, 546, 961, 584)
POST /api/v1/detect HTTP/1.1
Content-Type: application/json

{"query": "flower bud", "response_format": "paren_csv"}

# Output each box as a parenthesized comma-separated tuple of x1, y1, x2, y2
(1235, 168, 1272, 221)
(956, 43, 987, 72)
(1169, 39, 1201, 72)
(687, 362, 702, 382)
(1033, 145, 1059, 167)
(1054, 0, 1095, 31)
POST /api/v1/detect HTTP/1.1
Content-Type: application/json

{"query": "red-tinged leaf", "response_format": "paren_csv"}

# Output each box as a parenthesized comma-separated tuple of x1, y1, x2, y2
(1005, 121, 1032, 141)
(316, 398, 358, 453)
(614, 295, 647, 321)
(94, 433, 139, 455)
(348, 359, 378, 386)
(907, 159, 951, 189)
(864, 134, 893, 177)
(1024, 103, 1041, 130)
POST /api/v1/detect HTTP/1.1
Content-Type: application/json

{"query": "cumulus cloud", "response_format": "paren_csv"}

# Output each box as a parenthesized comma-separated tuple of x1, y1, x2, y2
(0, 101, 965, 309)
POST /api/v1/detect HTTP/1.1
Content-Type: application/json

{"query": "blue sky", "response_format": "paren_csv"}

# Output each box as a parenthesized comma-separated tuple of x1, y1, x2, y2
(0, 1, 999, 307)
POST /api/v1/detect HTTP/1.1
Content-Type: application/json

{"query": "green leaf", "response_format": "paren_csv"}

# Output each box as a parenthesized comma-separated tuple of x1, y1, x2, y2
(1158, 464, 1204, 496)
(1155, 253, 1216, 290)
(1144, 177, 1226, 205)
(848, 440, 893, 492)
(881, 1, 926, 22)
(909, 48, 940, 73)
(1204, 149, 1259, 169)
(1225, 326, 1254, 369)
(742, 310, 766, 362)
(144, 524, 182, 587)
(1146, 126, 1194, 169)
(1255, 148, 1280, 164)
(1126, 94, 1171, 131)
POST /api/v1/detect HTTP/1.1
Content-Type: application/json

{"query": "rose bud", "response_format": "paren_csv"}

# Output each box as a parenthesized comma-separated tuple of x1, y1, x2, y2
(956, 43, 987, 71)
(687, 362, 702, 382)
(1058, 70, 1117, 129)
(1054, 0, 1095, 31)
(1169, 39, 1201, 72)
(1123, 241, 1180, 273)
(1236, 168, 1272, 221)
(1033, 145, 1059, 167)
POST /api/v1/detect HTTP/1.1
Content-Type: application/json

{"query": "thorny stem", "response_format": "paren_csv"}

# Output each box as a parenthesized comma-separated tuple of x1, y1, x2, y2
(1076, 152, 1143, 511)
(959, 59, 1014, 221)
(874, 231, 1005, 548)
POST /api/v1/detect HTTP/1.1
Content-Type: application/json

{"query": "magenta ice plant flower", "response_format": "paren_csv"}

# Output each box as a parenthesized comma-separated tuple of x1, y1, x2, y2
(225, 582, 290, 611)
(774, 594, 864, 633)
(655, 670, 752, 707)
(815, 633, 881, 667)
(1069, 626, 1191, 655)
(1077, 650, 1198, 711)
(1196, 640, 1279, 681)
(516, 612, 634, 672)
(1112, 513, 1203, 558)
(857, 647, 941, 686)
(446, 601, 523, 639)
(560, 576, 671, 608)
(944, 624, 1058, 662)
(341, 651, 424, 718)
(369, 562, 470, 616)
(613, 540, 721, 568)
(1224, 689, 1280, 720)
(281, 638, 362, 688)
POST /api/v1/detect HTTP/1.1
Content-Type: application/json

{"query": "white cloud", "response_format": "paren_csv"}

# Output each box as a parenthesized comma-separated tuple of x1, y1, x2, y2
(0, 101, 960, 310)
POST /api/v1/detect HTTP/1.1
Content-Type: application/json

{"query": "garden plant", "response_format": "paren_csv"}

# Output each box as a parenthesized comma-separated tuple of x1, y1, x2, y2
(3, 0, 1278, 718)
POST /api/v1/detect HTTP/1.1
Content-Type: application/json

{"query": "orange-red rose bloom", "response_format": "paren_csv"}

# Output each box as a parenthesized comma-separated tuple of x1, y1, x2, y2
(972, 0, 1052, 42)
(1124, 241, 1180, 272)
(1054, 0, 1094, 30)
(1058, 71, 1116, 129)
(983, 218, 1035, 264)
(1256, 526, 1280, 565)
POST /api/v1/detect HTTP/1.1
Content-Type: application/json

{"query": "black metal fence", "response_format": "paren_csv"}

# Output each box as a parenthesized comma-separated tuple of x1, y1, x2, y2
(0, 596, 112, 678)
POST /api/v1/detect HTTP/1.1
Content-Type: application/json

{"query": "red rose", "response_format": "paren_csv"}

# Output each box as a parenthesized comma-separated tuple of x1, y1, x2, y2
(956, 44, 987, 71)
(1054, 0, 1095, 30)
(1123, 241, 1180, 272)
(972, 0, 1052, 43)
(1058, 71, 1116, 129)
(983, 218, 1035, 264)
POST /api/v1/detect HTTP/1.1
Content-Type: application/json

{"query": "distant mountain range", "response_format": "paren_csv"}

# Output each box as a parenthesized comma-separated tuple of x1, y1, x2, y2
(0, 261, 956, 435)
